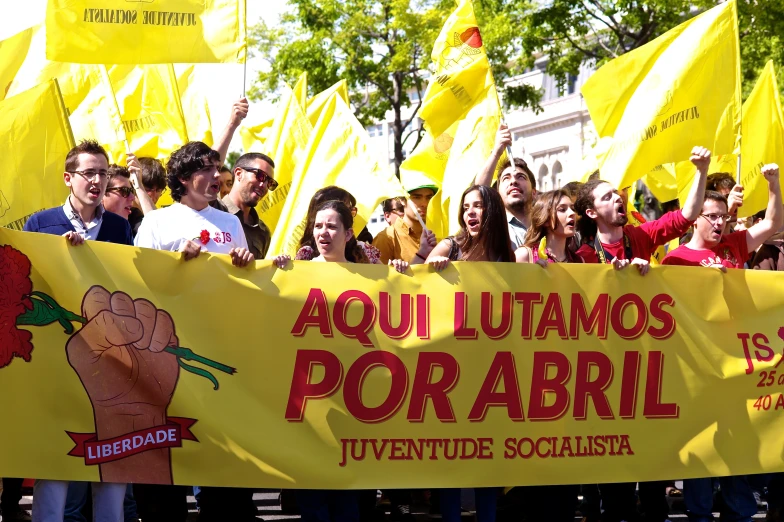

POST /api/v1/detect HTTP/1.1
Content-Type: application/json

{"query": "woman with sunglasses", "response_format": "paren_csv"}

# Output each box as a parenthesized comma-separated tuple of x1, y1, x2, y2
(414, 184, 512, 522)
(516, 189, 582, 266)
(102, 164, 136, 220)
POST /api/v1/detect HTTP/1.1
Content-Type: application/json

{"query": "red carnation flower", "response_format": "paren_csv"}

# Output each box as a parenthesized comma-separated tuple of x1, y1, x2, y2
(199, 229, 210, 245)
(0, 245, 34, 368)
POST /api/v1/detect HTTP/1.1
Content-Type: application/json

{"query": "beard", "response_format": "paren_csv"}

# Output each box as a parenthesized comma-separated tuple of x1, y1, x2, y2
(507, 198, 529, 215)
(610, 214, 628, 227)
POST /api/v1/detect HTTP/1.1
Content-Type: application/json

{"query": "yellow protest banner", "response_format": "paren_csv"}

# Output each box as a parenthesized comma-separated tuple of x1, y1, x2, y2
(108, 64, 189, 161)
(0, 28, 33, 101)
(581, 1, 741, 190)
(175, 64, 214, 147)
(3, 27, 127, 164)
(419, 0, 495, 138)
(0, 81, 74, 230)
(45, 0, 246, 64)
(736, 61, 784, 217)
(268, 93, 405, 257)
(4, 227, 784, 487)
(307, 79, 350, 127)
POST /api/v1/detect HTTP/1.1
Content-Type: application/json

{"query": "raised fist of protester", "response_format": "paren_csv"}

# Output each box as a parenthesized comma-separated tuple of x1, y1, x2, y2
(388, 259, 409, 273)
(62, 231, 85, 247)
(727, 185, 744, 216)
(229, 247, 254, 267)
(229, 97, 249, 127)
(417, 229, 437, 260)
(493, 124, 512, 155)
(689, 146, 712, 173)
(762, 164, 781, 186)
(67, 286, 179, 484)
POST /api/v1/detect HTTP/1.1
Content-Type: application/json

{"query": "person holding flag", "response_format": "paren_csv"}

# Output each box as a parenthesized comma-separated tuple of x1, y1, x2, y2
(373, 180, 438, 264)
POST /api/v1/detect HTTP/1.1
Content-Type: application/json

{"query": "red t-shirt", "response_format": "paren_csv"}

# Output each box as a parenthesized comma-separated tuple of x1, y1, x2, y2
(576, 210, 692, 264)
(662, 230, 749, 269)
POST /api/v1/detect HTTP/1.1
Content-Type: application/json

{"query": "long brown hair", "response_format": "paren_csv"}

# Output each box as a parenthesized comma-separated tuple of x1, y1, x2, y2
(298, 186, 368, 263)
(455, 185, 514, 262)
(310, 200, 369, 264)
(524, 189, 574, 248)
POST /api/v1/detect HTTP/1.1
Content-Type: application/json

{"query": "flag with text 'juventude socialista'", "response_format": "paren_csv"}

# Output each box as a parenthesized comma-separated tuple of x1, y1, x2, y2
(419, 0, 495, 138)
(4, 26, 127, 164)
(45, 0, 246, 64)
(108, 64, 189, 161)
(0, 80, 74, 230)
(268, 92, 406, 257)
(581, 0, 741, 191)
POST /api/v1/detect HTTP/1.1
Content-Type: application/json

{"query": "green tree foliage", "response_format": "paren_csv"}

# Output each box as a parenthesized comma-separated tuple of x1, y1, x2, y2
(249, 0, 535, 175)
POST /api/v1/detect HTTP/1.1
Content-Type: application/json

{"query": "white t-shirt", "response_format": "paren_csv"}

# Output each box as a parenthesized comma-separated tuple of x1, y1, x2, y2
(134, 202, 248, 254)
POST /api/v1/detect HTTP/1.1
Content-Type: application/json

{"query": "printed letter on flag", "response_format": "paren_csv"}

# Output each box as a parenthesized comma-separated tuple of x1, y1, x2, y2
(581, 1, 741, 190)
(46, 0, 246, 64)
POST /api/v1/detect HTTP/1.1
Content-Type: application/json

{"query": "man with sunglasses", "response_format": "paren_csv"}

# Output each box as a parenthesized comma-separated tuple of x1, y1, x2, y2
(220, 152, 277, 259)
(663, 164, 781, 269)
(22, 140, 131, 521)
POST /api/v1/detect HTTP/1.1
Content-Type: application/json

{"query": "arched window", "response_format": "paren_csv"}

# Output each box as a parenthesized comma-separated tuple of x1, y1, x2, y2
(552, 161, 563, 189)
(538, 164, 550, 192)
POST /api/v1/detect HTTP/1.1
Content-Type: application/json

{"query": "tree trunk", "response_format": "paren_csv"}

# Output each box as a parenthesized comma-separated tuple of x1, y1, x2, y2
(392, 72, 405, 179)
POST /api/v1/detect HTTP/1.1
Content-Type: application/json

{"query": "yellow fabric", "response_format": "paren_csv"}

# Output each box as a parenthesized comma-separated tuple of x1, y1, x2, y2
(642, 165, 678, 203)
(675, 154, 739, 206)
(419, 0, 495, 138)
(175, 64, 214, 147)
(0, 28, 34, 101)
(45, 0, 246, 64)
(581, 1, 741, 190)
(6, 227, 784, 486)
(0, 81, 74, 229)
(268, 92, 406, 257)
(307, 79, 349, 127)
(736, 61, 784, 217)
(4, 27, 127, 164)
(108, 64, 189, 161)
(254, 78, 312, 235)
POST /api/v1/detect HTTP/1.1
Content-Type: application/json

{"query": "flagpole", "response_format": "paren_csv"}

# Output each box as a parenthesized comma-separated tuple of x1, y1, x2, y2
(494, 87, 516, 163)
(242, 60, 247, 99)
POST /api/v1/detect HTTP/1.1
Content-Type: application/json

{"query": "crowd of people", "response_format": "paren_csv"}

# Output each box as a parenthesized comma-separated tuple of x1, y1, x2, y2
(1, 97, 783, 522)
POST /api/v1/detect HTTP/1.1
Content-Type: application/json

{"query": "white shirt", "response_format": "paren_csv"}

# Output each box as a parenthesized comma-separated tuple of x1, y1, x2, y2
(507, 211, 528, 251)
(134, 202, 248, 254)
(63, 196, 104, 240)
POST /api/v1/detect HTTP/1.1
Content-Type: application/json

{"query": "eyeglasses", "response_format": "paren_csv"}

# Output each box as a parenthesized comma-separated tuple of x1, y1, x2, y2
(106, 186, 136, 198)
(700, 213, 732, 224)
(69, 170, 108, 181)
(241, 167, 278, 191)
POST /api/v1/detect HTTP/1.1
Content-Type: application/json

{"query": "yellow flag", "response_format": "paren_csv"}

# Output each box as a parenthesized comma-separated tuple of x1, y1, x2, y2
(736, 61, 784, 217)
(307, 79, 349, 126)
(268, 93, 406, 257)
(109, 64, 189, 160)
(239, 116, 274, 152)
(45, 0, 246, 64)
(642, 165, 678, 203)
(254, 77, 312, 235)
(419, 0, 495, 137)
(440, 84, 501, 236)
(400, 125, 456, 240)
(0, 28, 33, 101)
(581, 1, 741, 190)
(175, 65, 214, 147)
(0, 80, 75, 229)
(5, 27, 127, 164)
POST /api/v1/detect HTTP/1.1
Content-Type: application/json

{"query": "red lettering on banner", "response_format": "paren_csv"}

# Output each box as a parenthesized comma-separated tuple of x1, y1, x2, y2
(569, 294, 609, 339)
(480, 292, 513, 340)
(647, 294, 676, 339)
(535, 293, 568, 339)
(285, 350, 343, 421)
(454, 292, 478, 339)
(574, 351, 615, 420)
(643, 351, 679, 418)
(334, 290, 376, 347)
(379, 292, 413, 339)
(515, 292, 543, 339)
(610, 294, 648, 340)
(344, 351, 408, 423)
(291, 289, 333, 338)
(528, 352, 571, 421)
(619, 351, 641, 418)
(468, 352, 525, 422)
(407, 352, 459, 422)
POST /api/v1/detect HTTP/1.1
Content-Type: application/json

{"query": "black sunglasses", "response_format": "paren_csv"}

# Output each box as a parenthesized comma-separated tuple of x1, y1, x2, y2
(241, 167, 278, 191)
(106, 186, 135, 198)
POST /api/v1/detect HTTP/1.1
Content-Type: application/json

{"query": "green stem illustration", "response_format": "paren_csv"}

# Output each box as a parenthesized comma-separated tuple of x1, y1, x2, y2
(16, 292, 235, 389)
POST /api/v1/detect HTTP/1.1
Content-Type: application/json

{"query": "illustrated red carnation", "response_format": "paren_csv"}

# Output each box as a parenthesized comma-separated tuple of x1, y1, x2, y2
(199, 229, 210, 245)
(460, 27, 483, 48)
(0, 245, 34, 368)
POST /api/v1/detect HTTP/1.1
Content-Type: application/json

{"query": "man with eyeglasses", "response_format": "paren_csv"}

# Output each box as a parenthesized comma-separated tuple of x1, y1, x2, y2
(663, 164, 782, 269)
(22, 140, 131, 522)
(219, 152, 277, 259)
(23, 140, 132, 246)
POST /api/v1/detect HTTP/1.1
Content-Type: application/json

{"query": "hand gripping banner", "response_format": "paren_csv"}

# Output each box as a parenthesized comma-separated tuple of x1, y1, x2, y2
(1, 227, 784, 488)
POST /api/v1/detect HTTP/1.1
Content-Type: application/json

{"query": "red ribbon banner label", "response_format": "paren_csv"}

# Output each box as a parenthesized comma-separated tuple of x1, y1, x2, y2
(66, 417, 198, 465)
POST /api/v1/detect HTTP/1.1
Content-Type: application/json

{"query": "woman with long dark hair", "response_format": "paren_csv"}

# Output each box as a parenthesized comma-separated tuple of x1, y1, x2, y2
(414, 184, 513, 269)
(516, 189, 582, 265)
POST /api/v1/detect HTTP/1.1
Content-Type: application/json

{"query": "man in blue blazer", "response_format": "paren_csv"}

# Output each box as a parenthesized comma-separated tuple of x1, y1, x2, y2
(23, 140, 132, 246)
(21, 139, 130, 522)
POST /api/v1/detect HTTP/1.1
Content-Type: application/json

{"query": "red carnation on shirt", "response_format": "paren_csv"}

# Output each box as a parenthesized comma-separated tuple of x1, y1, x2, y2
(0, 245, 34, 368)
(199, 229, 210, 245)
